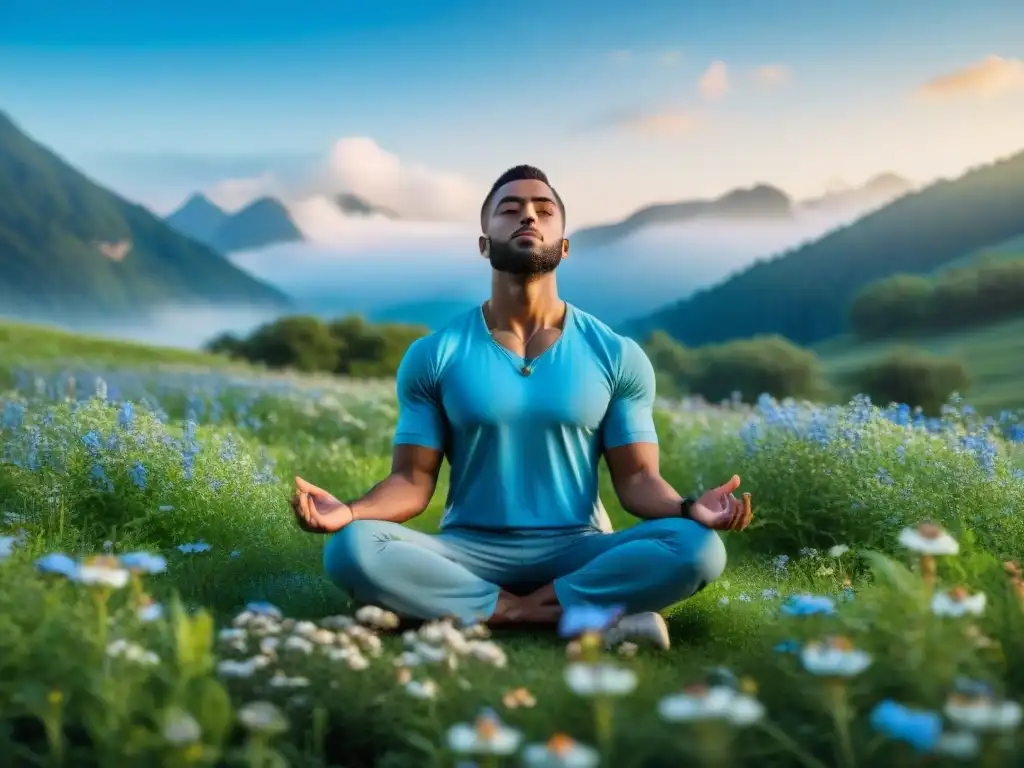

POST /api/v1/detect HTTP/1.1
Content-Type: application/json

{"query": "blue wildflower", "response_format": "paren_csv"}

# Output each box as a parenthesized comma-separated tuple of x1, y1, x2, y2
(119, 552, 167, 574)
(177, 540, 212, 554)
(773, 639, 801, 654)
(869, 700, 942, 752)
(780, 594, 835, 617)
(245, 601, 283, 619)
(557, 604, 625, 638)
(35, 553, 79, 578)
(129, 460, 148, 490)
(117, 401, 134, 430)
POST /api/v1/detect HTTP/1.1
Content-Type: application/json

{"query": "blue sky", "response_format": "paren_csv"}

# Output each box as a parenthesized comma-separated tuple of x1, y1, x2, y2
(3, 0, 1024, 224)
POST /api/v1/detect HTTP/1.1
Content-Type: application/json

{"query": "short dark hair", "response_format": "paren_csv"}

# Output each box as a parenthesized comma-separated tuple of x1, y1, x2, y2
(479, 165, 566, 231)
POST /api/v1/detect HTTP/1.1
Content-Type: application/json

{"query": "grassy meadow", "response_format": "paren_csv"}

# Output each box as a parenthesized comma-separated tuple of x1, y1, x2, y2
(2, 324, 1024, 767)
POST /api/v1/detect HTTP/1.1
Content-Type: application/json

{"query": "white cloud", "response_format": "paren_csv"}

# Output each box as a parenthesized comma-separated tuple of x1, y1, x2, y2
(200, 137, 481, 224)
(916, 55, 1024, 101)
(326, 137, 480, 222)
(285, 194, 476, 249)
(698, 60, 729, 101)
(754, 64, 791, 88)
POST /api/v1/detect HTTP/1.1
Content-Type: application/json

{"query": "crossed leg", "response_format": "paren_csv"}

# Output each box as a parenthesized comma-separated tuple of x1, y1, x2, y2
(322, 517, 727, 624)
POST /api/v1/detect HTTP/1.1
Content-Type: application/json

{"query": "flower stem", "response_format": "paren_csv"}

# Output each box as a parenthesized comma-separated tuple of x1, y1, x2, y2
(93, 588, 109, 654)
(757, 720, 831, 768)
(920, 554, 936, 594)
(593, 696, 614, 763)
(44, 689, 64, 767)
(824, 680, 856, 768)
(694, 723, 731, 768)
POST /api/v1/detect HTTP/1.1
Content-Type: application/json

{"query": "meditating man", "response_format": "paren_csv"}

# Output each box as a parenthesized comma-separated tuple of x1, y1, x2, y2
(291, 165, 752, 649)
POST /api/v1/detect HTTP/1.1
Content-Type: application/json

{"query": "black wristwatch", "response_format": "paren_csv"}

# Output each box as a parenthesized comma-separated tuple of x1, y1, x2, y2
(680, 495, 697, 519)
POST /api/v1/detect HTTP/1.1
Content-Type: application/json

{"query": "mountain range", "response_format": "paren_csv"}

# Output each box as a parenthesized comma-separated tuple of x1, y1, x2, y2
(568, 174, 913, 251)
(0, 110, 290, 319)
(624, 149, 1024, 346)
(166, 190, 402, 253)
(166, 194, 303, 253)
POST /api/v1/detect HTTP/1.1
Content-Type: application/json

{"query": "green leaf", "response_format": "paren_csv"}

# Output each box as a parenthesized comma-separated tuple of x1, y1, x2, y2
(185, 678, 234, 748)
(860, 549, 923, 598)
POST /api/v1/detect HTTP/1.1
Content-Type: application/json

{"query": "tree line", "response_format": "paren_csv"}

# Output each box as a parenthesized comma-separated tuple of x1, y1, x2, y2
(641, 331, 967, 416)
(205, 314, 429, 378)
(204, 313, 969, 416)
(849, 257, 1024, 339)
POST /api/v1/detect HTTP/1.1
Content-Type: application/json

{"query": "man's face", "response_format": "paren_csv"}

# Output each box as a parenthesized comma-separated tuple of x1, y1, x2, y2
(480, 178, 568, 276)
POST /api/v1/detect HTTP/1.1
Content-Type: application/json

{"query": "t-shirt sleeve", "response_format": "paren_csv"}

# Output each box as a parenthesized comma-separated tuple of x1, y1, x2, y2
(602, 337, 659, 449)
(392, 337, 445, 450)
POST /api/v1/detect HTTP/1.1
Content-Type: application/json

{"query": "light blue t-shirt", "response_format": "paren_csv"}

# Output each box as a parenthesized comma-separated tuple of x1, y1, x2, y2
(392, 303, 659, 533)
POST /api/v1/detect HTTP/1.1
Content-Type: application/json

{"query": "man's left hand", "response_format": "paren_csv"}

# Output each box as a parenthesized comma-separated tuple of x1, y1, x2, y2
(690, 475, 752, 531)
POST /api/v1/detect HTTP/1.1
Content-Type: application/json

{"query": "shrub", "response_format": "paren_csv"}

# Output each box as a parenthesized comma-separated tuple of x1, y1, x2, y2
(846, 347, 969, 415)
(688, 335, 826, 403)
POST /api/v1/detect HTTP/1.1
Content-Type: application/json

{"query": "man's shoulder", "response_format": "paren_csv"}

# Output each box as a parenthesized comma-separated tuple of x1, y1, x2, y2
(569, 304, 647, 361)
(401, 306, 480, 369)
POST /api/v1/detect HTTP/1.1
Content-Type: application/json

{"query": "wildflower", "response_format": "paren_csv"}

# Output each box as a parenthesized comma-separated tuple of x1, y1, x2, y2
(800, 636, 872, 678)
(501, 687, 536, 709)
(564, 662, 638, 697)
(35, 553, 79, 579)
(934, 730, 980, 760)
(931, 586, 986, 618)
(944, 680, 1022, 732)
(657, 683, 764, 726)
(446, 708, 523, 756)
(898, 522, 959, 555)
(177, 540, 212, 554)
(521, 733, 600, 768)
(243, 601, 283, 621)
(269, 672, 310, 688)
(616, 641, 638, 657)
(163, 708, 202, 745)
(557, 604, 624, 638)
(217, 658, 269, 678)
(119, 552, 167, 575)
(237, 701, 288, 735)
(106, 639, 159, 665)
(355, 604, 400, 630)
(780, 594, 835, 617)
(869, 700, 942, 752)
(138, 598, 164, 622)
(0, 535, 16, 562)
(405, 679, 438, 700)
(828, 544, 849, 557)
(77, 556, 130, 589)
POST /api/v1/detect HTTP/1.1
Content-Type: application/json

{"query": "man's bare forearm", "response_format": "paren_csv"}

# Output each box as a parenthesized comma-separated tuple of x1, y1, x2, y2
(616, 470, 685, 520)
(346, 472, 434, 524)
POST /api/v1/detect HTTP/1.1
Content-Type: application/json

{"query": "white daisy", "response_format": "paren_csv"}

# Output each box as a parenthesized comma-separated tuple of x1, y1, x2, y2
(657, 684, 764, 726)
(800, 636, 872, 678)
(564, 662, 638, 697)
(898, 523, 959, 556)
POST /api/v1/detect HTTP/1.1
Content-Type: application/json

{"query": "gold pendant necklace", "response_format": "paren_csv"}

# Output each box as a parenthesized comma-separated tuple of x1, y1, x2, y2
(485, 302, 541, 377)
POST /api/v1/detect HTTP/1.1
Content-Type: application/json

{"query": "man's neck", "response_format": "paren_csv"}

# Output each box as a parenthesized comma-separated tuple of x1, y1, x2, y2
(487, 272, 565, 335)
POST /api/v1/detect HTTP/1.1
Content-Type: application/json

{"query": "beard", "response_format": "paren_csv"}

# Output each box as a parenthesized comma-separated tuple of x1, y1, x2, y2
(487, 238, 563, 277)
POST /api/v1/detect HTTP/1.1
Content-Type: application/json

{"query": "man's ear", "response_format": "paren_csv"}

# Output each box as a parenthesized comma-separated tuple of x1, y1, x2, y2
(479, 235, 490, 258)
(561, 238, 569, 259)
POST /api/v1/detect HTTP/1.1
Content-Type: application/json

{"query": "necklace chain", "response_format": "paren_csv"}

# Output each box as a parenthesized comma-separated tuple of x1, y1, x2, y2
(484, 301, 555, 377)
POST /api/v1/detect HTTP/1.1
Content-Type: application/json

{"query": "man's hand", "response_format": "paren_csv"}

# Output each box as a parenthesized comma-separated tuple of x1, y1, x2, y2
(690, 475, 752, 531)
(291, 476, 354, 534)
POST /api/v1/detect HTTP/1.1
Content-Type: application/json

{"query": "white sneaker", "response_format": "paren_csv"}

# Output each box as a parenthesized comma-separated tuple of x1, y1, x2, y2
(603, 611, 670, 651)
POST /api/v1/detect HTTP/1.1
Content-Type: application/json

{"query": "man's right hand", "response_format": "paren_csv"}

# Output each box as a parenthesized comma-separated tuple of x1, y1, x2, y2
(291, 476, 354, 534)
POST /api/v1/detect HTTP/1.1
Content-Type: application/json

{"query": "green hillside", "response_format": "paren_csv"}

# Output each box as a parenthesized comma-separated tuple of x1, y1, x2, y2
(625, 147, 1024, 347)
(0, 318, 231, 375)
(816, 316, 1024, 413)
(0, 111, 291, 316)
